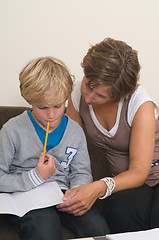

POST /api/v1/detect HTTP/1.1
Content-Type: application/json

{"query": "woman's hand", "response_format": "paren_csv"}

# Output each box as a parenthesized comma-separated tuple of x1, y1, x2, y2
(37, 152, 55, 180)
(57, 180, 107, 216)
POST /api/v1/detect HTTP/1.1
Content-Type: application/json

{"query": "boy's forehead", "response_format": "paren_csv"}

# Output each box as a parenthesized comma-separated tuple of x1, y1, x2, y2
(43, 93, 65, 104)
(38, 98, 66, 107)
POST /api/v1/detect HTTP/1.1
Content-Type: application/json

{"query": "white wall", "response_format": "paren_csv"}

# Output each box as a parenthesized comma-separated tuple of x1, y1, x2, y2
(0, 0, 159, 107)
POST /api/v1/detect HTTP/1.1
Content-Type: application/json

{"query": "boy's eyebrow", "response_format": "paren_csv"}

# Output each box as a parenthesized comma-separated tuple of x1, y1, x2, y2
(38, 105, 49, 108)
(38, 101, 65, 108)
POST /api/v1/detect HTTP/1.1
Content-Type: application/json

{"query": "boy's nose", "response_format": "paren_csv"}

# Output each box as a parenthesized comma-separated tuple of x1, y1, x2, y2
(47, 108, 55, 119)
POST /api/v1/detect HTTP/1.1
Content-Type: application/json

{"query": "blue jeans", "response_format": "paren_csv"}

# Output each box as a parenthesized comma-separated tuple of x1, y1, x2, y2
(5, 206, 109, 240)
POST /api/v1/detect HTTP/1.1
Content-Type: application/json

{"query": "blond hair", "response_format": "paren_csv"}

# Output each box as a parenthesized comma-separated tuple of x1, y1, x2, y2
(82, 38, 141, 101)
(19, 56, 74, 105)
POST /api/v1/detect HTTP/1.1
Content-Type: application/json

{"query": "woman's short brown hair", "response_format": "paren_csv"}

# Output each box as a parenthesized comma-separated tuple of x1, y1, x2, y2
(81, 38, 141, 101)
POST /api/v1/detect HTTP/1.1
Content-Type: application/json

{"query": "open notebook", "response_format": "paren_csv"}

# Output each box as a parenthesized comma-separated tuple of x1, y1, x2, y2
(0, 182, 64, 217)
(105, 228, 159, 240)
(70, 228, 159, 240)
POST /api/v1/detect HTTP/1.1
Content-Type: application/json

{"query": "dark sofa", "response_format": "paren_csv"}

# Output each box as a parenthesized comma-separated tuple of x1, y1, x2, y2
(0, 106, 110, 240)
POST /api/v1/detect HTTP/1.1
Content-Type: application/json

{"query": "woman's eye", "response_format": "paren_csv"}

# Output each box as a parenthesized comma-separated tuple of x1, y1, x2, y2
(96, 93, 107, 98)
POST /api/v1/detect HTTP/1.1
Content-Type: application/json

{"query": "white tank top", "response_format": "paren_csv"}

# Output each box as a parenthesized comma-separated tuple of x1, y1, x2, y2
(71, 80, 159, 137)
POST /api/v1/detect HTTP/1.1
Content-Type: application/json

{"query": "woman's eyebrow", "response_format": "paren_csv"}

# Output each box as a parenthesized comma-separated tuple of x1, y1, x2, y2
(95, 92, 108, 98)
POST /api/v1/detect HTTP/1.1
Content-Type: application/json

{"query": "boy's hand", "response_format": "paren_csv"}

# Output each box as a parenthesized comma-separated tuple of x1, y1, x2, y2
(37, 152, 55, 180)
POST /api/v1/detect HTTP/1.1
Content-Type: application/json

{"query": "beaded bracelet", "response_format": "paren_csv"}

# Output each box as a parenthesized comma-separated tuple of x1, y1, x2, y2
(99, 177, 115, 199)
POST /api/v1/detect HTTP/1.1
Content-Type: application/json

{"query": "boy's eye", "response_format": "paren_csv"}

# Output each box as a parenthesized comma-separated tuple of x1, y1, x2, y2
(39, 107, 47, 110)
(55, 104, 62, 108)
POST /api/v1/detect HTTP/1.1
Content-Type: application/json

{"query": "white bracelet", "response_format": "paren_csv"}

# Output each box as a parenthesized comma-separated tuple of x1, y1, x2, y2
(99, 177, 115, 199)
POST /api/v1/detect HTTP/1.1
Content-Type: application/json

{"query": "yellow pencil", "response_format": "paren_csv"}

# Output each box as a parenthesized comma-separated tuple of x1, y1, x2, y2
(43, 122, 50, 154)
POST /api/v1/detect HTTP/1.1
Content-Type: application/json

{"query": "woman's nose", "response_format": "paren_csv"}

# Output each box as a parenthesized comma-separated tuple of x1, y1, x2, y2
(84, 92, 94, 104)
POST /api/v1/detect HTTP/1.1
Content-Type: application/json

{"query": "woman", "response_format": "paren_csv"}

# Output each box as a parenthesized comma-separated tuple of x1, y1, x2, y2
(57, 38, 159, 233)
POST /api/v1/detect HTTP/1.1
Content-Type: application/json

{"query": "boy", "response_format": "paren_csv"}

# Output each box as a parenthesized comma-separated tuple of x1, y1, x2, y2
(0, 57, 109, 240)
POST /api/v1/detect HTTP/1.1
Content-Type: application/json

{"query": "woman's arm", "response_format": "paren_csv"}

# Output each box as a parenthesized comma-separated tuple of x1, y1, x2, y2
(58, 101, 155, 216)
(113, 101, 155, 192)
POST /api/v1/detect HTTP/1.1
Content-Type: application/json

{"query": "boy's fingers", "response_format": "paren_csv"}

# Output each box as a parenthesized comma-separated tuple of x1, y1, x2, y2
(39, 152, 45, 163)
